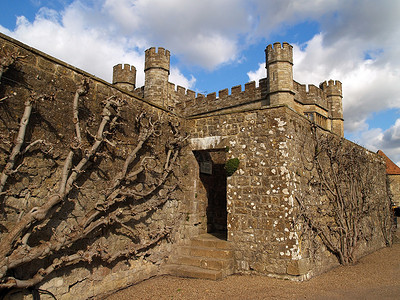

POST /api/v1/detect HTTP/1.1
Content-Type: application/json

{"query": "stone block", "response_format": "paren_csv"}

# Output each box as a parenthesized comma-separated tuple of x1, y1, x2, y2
(286, 259, 310, 276)
(37, 56, 55, 73)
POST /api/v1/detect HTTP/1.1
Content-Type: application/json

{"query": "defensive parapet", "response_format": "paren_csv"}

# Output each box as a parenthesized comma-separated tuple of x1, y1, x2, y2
(321, 80, 343, 136)
(144, 47, 170, 74)
(265, 42, 295, 108)
(138, 43, 343, 136)
(167, 82, 196, 110)
(320, 79, 342, 94)
(144, 47, 170, 107)
(292, 79, 343, 136)
(174, 79, 268, 116)
(266, 42, 293, 64)
(112, 64, 136, 92)
(293, 82, 328, 108)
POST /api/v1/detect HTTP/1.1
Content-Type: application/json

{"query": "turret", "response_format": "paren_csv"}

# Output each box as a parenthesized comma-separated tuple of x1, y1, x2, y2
(265, 42, 295, 107)
(321, 80, 343, 137)
(144, 47, 170, 107)
(112, 64, 136, 92)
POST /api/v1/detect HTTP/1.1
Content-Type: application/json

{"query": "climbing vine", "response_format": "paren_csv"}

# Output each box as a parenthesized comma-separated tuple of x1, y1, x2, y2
(0, 49, 187, 294)
(296, 125, 392, 265)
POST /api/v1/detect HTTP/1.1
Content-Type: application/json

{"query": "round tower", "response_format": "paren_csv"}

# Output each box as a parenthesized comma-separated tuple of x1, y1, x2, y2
(112, 64, 136, 92)
(144, 47, 170, 107)
(265, 42, 295, 107)
(321, 80, 343, 137)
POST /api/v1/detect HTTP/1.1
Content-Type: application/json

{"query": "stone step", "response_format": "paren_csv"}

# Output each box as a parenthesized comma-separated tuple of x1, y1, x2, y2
(171, 254, 234, 271)
(164, 264, 223, 280)
(165, 233, 234, 281)
(190, 237, 231, 250)
(179, 246, 233, 259)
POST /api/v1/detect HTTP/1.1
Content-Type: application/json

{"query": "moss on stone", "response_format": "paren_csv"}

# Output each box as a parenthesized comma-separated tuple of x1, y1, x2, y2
(225, 158, 240, 176)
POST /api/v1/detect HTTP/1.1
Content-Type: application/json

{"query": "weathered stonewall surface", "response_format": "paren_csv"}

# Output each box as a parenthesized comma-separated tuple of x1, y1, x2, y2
(0, 32, 392, 299)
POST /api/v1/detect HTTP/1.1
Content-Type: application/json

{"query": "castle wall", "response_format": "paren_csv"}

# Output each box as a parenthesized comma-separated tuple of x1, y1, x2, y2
(389, 175, 400, 207)
(139, 42, 343, 137)
(190, 105, 390, 279)
(190, 106, 298, 275)
(0, 32, 390, 296)
(144, 47, 170, 107)
(0, 33, 198, 299)
(173, 79, 268, 116)
(287, 112, 389, 277)
(293, 81, 328, 109)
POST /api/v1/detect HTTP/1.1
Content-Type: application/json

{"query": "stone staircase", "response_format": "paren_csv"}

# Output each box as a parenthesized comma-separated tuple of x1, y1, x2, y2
(164, 233, 234, 280)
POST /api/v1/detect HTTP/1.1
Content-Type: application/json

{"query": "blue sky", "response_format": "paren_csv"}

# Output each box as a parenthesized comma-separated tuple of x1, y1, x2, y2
(1, 0, 400, 164)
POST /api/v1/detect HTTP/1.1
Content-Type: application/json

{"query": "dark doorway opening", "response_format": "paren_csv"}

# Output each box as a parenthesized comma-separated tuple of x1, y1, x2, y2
(194, 150, 227, 240)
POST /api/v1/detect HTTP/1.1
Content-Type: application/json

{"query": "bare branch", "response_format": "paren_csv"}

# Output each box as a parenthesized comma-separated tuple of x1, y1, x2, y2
(296, 127, 390, 265)
(0, 95, 34, 195)
(73, 79, 89, 146)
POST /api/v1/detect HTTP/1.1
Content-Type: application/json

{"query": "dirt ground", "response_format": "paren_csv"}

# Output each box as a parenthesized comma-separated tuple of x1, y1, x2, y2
(106, 240, 400, 300)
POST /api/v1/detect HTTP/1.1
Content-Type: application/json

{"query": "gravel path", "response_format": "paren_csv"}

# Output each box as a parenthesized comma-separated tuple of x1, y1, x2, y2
(106, 242, 400, 300)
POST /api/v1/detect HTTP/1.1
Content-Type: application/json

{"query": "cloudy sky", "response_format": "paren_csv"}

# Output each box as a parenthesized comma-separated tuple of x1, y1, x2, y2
(1, 0, 400, 164)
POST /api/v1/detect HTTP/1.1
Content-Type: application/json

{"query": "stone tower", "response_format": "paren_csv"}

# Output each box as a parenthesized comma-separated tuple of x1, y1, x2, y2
(112, 64, 136, 92)
(144, 47, 170, 107)
(321, 80, 344, 136)
(265, 42, 295, 108)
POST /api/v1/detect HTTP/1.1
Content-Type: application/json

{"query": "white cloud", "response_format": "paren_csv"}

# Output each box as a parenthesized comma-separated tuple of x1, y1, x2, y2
(170, 67, 196, 90)
(0, 1, 196, 88)
(102, 0, 250, 69)
(245, 0, 400, 162)
(1, 0, 400, 162)
(290, 34, 400, 133)
(247, 0, 339, 38)
(353, 119, 400, 165)
(2, 6, 143, 84)
(247, 62, 265, 84)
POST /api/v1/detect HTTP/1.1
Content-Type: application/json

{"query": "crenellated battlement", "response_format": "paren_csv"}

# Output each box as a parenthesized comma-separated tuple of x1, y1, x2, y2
(113, 64, 136, 83)
(112, 63, 136, 92)
(266, 42, 293, 65)
(293, 81, 327, 108)
(116, 42, 343, 136)
(320, 80, 342, 97)
(173, 79, 268, 115)
(144, 47, 170, 73)
(166, 82, 196, 109)
(144, 47, 171, 106)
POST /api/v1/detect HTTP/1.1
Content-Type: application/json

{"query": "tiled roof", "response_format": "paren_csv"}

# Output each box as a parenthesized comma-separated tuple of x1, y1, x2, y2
(377, 150, 400, 175)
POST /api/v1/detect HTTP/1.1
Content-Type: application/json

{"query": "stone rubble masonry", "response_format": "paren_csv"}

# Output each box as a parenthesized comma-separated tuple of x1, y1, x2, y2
(134, 42, 343, 136)
(113, 63, 136, 92)
(266, 42, 295, 108)
(144, 47, 170, 107)
(390, 176, 400, 207)
(0, 31, 392, 299)
(0, 33, 194, 299)
(190, 107, 298, 275)
(189, 106, 388, 279)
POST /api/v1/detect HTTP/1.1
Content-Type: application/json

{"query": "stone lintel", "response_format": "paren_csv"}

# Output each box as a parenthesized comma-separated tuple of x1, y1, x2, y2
(190, 136, 227, 150)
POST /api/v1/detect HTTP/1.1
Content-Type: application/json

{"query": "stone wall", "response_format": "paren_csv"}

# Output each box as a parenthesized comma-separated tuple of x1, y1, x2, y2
(189, 105, 391, 279)
(173, 79, 268, 116)
(0, 33, 196, 299)
(287, 113, 390, 277)
(190, 106, 301, 275)
(0, 32, 392, 298)
(389, 175, 400, 207)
